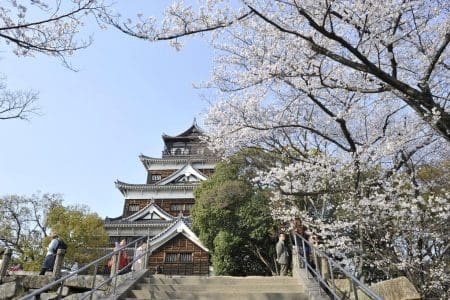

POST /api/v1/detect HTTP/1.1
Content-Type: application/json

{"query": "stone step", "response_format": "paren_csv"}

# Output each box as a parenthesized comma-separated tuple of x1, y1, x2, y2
(136, 283, 306, 293)
(128, 289, 309, 300)
(143, 276, 301, 285)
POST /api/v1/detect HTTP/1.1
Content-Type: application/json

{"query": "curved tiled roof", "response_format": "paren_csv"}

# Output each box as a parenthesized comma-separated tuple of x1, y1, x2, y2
(104, 215, 192, 228)
(103, 219, 173, 228)
(115, 181, 197, 191)
(139, 154, 218, 164)
(161, 119, 205, 140)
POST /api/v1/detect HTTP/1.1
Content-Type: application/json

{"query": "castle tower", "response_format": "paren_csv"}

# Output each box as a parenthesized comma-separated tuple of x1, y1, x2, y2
(104, 120, 218, 275)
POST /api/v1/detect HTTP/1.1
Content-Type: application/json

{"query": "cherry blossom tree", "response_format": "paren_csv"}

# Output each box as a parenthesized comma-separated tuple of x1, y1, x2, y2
(1, 0, 110, 60)
(107, 0, 449, 141)
(0, 77, 38, 120)
(203, 83, 449, 296)
(0, 0, 111, 120)
(106, 1, 450, 297)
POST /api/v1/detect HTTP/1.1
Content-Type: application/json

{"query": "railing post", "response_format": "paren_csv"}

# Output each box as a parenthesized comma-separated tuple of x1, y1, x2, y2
(352, 281, 359, 300)
(0, 248, 12, 283)
(89, 263, 98, 300)
(312, 247, 319, 276)
(56, 279, 65, 300)
(320, 256, 330, 280)
(314, 250, 324, 295)
(109, 252, 119, 278)
(290, 233, 302, 278)
(131, 241, 138, 280)
(145, 235, 150, 269)
(328, 258, 337, 299)
(348, 277, 360, 300)
(112, 250, 121, 295)
(53, 249, 66, 279)
(301, 238, 308, 277)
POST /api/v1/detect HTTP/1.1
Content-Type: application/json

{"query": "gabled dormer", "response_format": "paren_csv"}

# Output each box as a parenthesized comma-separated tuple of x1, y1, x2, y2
(149, 218, 209, 253)
(156, 164, 207, 185)
(123, 200, 174, 221)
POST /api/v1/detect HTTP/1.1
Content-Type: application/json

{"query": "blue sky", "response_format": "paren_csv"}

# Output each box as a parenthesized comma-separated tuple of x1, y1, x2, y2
(0, 2, 215, 218)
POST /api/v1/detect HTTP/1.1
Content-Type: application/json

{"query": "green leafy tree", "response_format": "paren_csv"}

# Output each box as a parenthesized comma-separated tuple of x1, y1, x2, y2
(212, 231, 244, 275)
(45, 204, 109, 266)
(0, 193, 62, 270)
(0, 193, 108, 270)
(416, 160, 450, 196)
(192, 152, 277, 275)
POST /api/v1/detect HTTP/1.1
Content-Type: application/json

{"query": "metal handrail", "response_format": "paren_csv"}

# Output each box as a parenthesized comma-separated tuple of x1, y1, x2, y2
(20, 235, 152, 300)
(293, 233, 382, 300)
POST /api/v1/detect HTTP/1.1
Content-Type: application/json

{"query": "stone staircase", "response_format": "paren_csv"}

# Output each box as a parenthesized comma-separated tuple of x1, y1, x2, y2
(125, 275, 315, 300)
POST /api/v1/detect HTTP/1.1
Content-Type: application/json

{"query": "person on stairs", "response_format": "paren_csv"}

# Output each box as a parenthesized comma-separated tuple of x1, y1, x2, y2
(39, 234, 59, 275)
(132, 241, 147, 272)
(108, 240, 130, 274)
(276, 232, 290, 276)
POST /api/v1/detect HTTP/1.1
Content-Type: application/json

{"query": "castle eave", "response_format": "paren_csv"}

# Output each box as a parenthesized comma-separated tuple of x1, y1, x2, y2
(115, 181, 197, 191)
(104, 221, 172, 228)
(139, 154, 219, 165)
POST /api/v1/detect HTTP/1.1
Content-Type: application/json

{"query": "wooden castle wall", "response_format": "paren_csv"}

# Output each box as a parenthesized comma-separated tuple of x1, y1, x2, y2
(154, 199, 195, 217)
(148, 233, 209, 276)
(124, 199, 195, 217)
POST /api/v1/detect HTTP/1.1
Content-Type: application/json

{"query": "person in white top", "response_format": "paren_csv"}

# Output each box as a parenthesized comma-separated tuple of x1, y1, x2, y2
(39, 234, 59, 275)
(132, 241, 147, 272)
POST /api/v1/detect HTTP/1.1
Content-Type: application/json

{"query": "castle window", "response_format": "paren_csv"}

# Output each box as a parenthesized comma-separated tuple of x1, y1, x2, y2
(171, 147, 189, 155)
(151, 175, 161, 181)
(164, 253, 193, 263)
(165, 253, 177, 263)
(171, 204, 194, 212)
(180, 253, 193, 263)
(129, 204, 139, 212)
(171, 204, 184, 211)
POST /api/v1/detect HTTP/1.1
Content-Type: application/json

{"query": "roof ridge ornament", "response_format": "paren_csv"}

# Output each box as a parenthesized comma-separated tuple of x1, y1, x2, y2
(161, 120, 205, 140)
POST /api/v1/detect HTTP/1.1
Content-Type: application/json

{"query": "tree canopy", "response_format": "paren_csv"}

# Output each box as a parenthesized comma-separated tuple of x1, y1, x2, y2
(45, 204, 109, 267)
(109, 0, 450, 142)
(192, 153, 277, 275)
(0, 193, 108, 270)
(0, 193, 61, 270)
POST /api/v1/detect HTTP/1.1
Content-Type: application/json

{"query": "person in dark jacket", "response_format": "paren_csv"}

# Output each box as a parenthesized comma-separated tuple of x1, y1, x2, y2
(39, 234, 59, 275)
(276, 233, 290, 276)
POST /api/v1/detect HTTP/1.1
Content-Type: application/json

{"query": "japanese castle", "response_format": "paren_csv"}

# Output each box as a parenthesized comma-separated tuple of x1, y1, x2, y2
(104, 120, 218, 275)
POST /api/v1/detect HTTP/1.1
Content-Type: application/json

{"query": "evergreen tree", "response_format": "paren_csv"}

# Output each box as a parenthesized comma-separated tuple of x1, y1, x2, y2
(192, 152, 277, 275)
